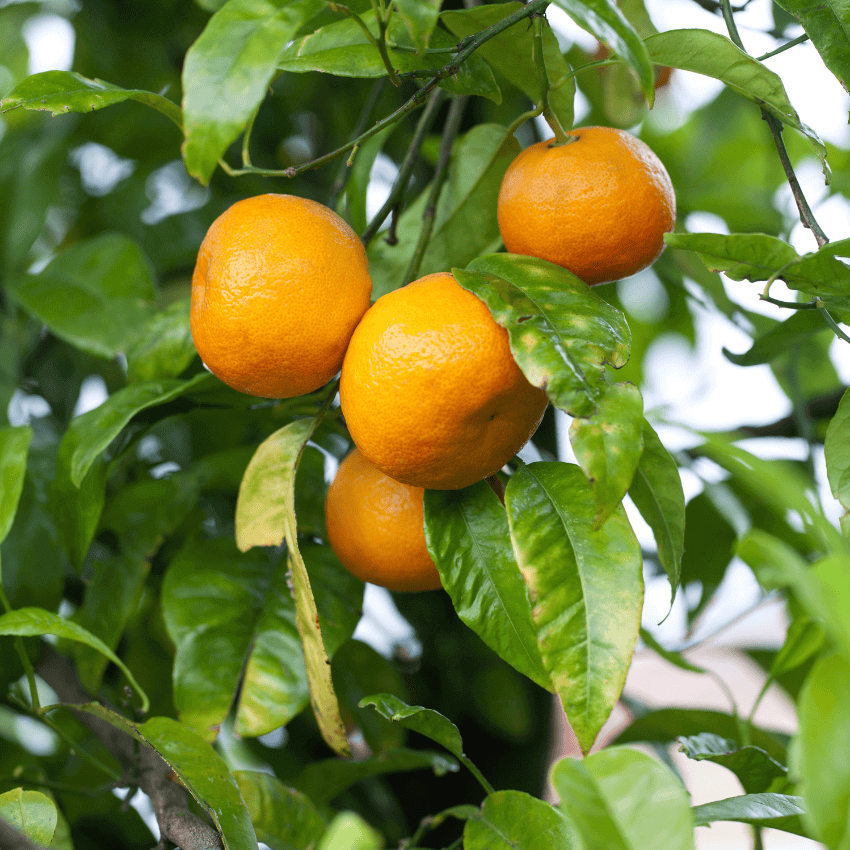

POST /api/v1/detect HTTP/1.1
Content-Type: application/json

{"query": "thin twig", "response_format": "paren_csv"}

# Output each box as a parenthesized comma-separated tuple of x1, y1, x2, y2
(532, 15, 569, 144)
(757, 33, 809, 62)
(361, 87, 445, 244)
(403, 95, 468, 284)
(817, 303, 850, 344)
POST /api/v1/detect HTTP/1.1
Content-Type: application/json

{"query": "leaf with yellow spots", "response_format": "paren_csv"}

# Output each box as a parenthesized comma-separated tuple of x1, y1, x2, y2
(453, 255, 630, 417)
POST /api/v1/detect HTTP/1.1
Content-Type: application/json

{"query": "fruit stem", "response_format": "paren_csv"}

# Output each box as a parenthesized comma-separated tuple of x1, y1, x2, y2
(532, 15, 570, 146)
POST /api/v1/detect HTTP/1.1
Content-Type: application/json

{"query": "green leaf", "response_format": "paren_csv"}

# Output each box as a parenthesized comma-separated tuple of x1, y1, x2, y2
(770, 616, 827, 679)
(505, 462, 643, 754)
(678, 734, 788, 794)
(799, 653, 850, 848)
(825, 387, 850, 529)
(6, 233, 158, 359)
(368, 124, 519, 297)
(396, 0, 440, 53)
(639, 628, 706, 675)
(423, 481, 551, 691)
(612, 708, 790, 763)
(570, 382, 644, 528)
(0, 608, 149, 712)
(692, 793, 806, 836)
(236, 418, 351, 756)
(552, 0, 655, 103)
(292, 748, 459, 806)
(645, 29, 828, 172)
(464, 790, 583, 850)
(233, 770, 328, 850)
(551, 747, 695, 850)
(182, 0, 325, 184)
(665, 232, 850, 297)
(125, 298, 197, 383)
(72, 706, 257, 850)
(279, 12, 500, 102)
(0, 788, 57, 847)
(700, 434, 845, 555)
(773, 1, 850, 93)
(455, 256, 630, 418)
(723, 311, 826, 367)
(316, 811, 382, 850)
(628, 420, 685, 600)
(442, 3, 575, 131)
(0, 426, 32, 546)
(0, 70, 182, 128)
(359, 694, 463, 759)
(61, 373, 210, 489)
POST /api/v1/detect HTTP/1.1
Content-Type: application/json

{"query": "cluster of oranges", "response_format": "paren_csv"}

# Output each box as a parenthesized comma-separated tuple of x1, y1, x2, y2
(190, 126, 675, 592)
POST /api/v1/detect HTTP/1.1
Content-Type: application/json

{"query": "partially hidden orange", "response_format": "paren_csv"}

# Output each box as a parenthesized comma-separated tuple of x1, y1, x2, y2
(190, 193, 372, 399)
(497, 126, 675, 285)
(340, 272, 548, 490)
(325, 448, 442, 592)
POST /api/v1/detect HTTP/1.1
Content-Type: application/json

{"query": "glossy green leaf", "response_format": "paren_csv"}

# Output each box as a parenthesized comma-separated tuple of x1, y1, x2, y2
(359, 693, 463, 758)
(723, 310, 826, 367)
(551, 746, 695, 850)
(666, 232, 849, 297)
(639, 628, 706, 675)
(6, 233, 158, 359)
(161, 537, 304, 740)
(0, 70, 182, 128)
(0, 608, 148, 712)
(442, 3, 575, 131)
(505, 462, 643, 754)
(0, 426, 32, 545)
(279, 12, 500, 102)
(182, 0, 325, 184)
(612, 708, 790, 763)
(825, 387, 850, 530)
(628, 420, 685, 599)
(396, 0, 441, 53)
(369, 124, 519, 297)
(0, 788, 57, 847)
(799, 653, 850, 848)
(293, 748, 459, 806)
(233, 770, 328, 850)
(774, 1, 850, 93)
(125, 297, 197, 383)
(692, 793, 806, 836)
(570, 382, 644, 528)
(646, 30, 827, 170)
(61, 373, 210, 488)
(424, 481, 551, 691)
(700, 434, 844, 555)
(678, 734, 788, 794)
(236, 417, 351, 755)
(73, 705, 257, 850)
(464, 790, 583, 850)
(455, 256, 630, 418)
(553, 0, 655, 103)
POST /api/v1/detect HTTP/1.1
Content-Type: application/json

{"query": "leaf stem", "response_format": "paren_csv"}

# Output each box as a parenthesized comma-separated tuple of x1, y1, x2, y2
(757, 33, 809, 62)
(816, 302, 850, 344)
(533, 15, 569, 144)
(361, 87, 445, 244)
(403, 95, 468, 284)
(241, 102, 260, 167)
(0, 568, 40, 712)
(458, 753, 495, 796)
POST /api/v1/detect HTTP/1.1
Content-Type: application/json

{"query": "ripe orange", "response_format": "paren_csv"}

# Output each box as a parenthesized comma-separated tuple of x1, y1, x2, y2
(340, 272, 548, 490)
(190, 194, 372, 399)
(497, 126, 675, 285)
(325, 448, 442, 593)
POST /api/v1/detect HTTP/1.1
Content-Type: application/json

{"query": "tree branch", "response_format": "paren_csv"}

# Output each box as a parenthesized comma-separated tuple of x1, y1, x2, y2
(34, 646, 223, 850)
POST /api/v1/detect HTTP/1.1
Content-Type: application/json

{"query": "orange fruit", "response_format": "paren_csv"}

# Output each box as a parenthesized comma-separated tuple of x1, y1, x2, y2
(497, 126, 675, 285)
(190, 193, 372, 398)
(325, 448, 442, 593)
(340, 272, 548, 490)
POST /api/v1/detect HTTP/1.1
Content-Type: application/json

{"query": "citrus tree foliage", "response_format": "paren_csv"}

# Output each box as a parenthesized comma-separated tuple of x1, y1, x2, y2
(1, 0, 850, 848)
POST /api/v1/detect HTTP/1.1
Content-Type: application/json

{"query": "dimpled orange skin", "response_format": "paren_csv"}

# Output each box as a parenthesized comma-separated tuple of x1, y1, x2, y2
(325, 448, 442, 593)
(340, 272, 549, 490)
(190, 194, 372, 399)
(497, 127, 676, 285)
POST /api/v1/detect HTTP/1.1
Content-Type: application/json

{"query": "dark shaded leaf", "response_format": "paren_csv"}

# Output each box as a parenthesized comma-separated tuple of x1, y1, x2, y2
(678, 733, 787, 793)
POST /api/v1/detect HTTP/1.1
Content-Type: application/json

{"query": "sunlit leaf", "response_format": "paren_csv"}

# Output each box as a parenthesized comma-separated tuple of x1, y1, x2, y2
(692, 793, 806, 836)
(0, 788, 57, 847)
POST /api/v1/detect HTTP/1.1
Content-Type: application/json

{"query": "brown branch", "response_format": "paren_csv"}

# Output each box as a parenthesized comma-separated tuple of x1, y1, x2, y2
(34, 646, 223, 850)
(0, 817, 46, 850)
